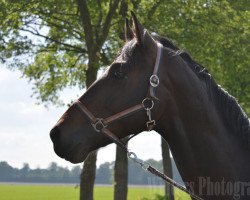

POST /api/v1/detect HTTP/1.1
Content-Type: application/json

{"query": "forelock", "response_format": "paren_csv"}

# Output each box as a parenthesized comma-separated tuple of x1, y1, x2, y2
(115, 39, 137, 63)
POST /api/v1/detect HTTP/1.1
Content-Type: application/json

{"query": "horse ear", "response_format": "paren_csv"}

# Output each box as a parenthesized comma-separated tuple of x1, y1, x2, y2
(131, 11, 144, 46)
(125, 18, 133, 41)
(131, 11, 157, 54)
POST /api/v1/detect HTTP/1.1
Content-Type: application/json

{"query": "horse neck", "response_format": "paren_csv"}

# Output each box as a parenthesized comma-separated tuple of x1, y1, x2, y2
(156, 54, 250, 183)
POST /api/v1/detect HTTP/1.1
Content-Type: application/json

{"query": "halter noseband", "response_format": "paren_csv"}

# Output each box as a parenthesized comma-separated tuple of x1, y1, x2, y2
(74, 42, 163, 146)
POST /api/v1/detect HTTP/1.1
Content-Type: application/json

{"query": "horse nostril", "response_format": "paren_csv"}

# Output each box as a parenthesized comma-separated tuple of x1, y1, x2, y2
(50, 126, 61, 143)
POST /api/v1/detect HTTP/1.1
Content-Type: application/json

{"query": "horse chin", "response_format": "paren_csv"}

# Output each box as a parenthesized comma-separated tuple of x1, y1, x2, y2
(65, 152, 89, 164)
(65, 145, 91, 164)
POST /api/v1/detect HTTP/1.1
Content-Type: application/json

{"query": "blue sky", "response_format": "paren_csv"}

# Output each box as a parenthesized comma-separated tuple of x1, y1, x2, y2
(0, 66, 162, 169)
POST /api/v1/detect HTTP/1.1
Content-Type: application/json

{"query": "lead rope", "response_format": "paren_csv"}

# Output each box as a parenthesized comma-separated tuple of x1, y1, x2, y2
(97, 123, 203, 200)
(127, 150, 203, 200)
(92, 111, 203, 200)
(91, 120, 203, 200)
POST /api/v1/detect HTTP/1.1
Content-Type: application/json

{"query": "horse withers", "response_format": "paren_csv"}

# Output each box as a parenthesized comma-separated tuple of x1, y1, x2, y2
(50, 13, 250, 199)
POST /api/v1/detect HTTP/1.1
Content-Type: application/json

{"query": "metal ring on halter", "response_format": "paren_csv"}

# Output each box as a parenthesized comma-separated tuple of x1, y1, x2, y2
(150, 75, 159, 87)
(91, 118, 107, 132)
(142, 98, 154, 110)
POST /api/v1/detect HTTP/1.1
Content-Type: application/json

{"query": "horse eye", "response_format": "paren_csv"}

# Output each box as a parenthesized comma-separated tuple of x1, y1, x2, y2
(114, 70, 125, 79)
(112, 63, 127, 79)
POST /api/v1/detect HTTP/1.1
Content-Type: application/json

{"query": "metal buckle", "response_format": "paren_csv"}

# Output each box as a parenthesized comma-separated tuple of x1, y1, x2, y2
(127, 152, 138, 160)
(147, 120, 156, 129)
(91, 118, 107, 132)
(128, 151, 150, 171)
(142, 98, 156, 131)
(150, 75, 159, 87)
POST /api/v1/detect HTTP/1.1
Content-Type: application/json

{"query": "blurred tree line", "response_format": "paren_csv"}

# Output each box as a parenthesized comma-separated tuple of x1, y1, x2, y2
(0, 161, 81, 183)
(0, 159, 182, 185)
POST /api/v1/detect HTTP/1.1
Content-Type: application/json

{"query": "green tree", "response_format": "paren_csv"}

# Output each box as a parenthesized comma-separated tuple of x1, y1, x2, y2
(139, 0, 249, 114)
(71, 165, 81, 179)
(0, 1, 122, 199)
(20, 163, 30, 180)
(0, 161, 15, 181)
(95, 162, 112, 184)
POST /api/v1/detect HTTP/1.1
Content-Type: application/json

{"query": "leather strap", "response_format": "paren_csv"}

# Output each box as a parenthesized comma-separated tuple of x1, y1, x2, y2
(101, 128, 128, 151)
(75, 100, 144, 126)
(75, 100, 98, 123)
(153, 42, 163, 75)
(149, 42, 163, 98)
(104, 103, 144, 125)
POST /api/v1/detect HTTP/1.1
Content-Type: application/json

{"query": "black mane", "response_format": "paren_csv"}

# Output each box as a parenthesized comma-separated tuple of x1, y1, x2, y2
(153, 35, 250, 147)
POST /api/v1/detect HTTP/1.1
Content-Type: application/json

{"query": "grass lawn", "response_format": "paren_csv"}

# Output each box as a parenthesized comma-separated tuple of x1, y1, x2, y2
(0, 184, 191, 200)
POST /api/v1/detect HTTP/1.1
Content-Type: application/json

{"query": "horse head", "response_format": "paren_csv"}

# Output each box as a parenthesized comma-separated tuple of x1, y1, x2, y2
(50, 13, 169, 163)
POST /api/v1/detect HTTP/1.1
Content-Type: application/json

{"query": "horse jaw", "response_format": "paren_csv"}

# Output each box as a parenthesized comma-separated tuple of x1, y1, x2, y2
(62, 143, 91, 164)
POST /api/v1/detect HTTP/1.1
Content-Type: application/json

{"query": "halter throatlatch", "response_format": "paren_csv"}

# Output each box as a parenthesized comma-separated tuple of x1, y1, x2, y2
(74, 40, 203, 200)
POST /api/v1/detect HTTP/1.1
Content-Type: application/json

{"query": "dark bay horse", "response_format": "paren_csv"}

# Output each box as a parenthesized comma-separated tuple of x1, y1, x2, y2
(50, 13, 250, 199)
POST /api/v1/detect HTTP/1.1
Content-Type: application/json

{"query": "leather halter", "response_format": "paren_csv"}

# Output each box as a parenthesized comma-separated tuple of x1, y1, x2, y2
(73, 40, 204, 200)
(74, 42, 163, 147)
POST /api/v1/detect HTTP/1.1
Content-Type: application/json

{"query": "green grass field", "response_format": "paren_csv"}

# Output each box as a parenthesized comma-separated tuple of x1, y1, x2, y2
(0, 184, 191, 200)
